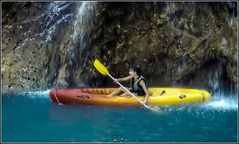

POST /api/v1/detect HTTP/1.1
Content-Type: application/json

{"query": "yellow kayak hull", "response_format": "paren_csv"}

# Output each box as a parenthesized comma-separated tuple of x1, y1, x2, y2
(49, 87, 211, 106)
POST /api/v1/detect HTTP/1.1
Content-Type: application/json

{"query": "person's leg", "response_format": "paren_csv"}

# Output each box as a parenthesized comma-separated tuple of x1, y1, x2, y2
(108, 87, 124, 96)
(120, 92, 131, 97)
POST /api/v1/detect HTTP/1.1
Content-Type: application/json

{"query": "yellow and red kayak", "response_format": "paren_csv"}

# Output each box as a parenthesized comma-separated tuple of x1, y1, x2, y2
(49, 88, 211, 106)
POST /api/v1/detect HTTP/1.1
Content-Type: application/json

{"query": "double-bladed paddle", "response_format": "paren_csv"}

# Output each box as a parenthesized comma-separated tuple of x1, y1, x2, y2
(93, 59, 159, 112)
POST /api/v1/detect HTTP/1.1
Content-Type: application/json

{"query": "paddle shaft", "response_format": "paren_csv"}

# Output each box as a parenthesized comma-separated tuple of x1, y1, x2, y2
(93, 59, 151, 109)
(108, 74, 150, 109)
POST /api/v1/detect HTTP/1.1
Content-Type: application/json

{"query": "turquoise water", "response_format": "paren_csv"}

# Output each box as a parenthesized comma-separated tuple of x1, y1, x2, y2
(2, 90, 238, 142)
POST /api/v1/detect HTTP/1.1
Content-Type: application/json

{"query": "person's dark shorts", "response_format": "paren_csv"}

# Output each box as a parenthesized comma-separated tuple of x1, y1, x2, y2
(129, 88, 145, 96)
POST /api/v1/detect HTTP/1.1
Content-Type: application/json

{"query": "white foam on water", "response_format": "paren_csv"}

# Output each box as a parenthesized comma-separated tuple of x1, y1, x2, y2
(203, 99, 238, 111)
(19, 89, 51, 99)
(200, 94, 238, 111)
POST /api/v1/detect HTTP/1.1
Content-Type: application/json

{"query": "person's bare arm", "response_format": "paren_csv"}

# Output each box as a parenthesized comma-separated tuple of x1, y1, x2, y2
(117, 75, 133, 82)
(139, 80, 149, 104)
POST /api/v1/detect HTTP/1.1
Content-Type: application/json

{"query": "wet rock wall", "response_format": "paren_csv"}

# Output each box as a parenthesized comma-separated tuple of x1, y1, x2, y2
(2, 2, 237, 94)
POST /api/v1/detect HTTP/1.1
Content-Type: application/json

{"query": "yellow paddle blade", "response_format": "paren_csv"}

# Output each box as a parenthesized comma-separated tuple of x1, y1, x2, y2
(93, 59, 109, 76)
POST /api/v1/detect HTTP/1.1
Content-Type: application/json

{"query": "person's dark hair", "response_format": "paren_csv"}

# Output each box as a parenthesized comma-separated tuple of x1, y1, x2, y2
(131, 65, 142, 76)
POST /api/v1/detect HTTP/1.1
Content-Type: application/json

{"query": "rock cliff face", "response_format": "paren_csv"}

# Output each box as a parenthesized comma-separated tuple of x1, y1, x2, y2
(2, 2, 237, 94)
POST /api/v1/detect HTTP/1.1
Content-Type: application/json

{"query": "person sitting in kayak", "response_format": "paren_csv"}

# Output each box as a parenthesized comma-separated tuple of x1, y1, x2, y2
(108, 65, 149, 104)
